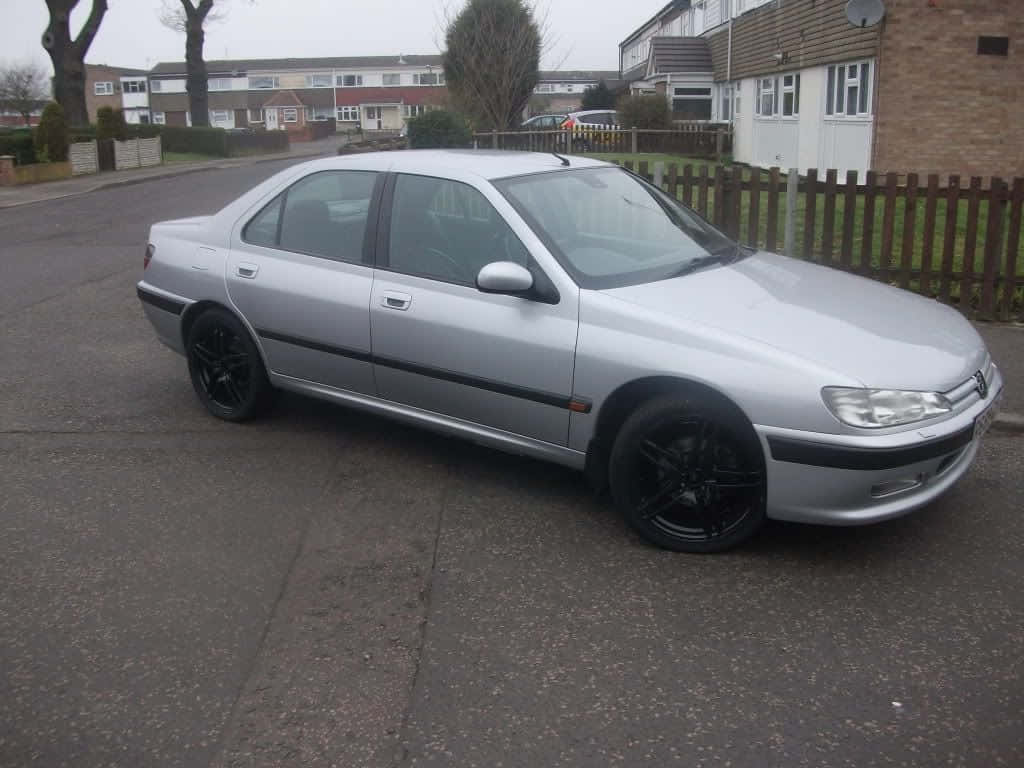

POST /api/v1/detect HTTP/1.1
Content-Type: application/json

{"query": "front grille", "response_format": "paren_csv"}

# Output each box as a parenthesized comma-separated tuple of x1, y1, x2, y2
(944, 357, 994, 410)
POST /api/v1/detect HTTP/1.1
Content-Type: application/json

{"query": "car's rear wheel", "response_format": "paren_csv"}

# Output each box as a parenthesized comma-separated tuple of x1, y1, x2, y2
(609, 394, 766, 553)
(186, 308, 275, 421)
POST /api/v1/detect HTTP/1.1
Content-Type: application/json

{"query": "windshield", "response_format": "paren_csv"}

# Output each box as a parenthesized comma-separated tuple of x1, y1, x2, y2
(495, 166, 736, 289)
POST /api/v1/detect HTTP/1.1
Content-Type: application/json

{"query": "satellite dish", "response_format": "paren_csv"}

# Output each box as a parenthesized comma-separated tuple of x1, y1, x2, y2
(845, 0, 885, 28)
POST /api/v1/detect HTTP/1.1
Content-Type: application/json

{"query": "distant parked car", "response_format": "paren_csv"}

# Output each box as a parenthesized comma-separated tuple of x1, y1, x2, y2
(138, 150, 1002, 554)
(521, 114, 567, 129)
(560, 110, 620, 151)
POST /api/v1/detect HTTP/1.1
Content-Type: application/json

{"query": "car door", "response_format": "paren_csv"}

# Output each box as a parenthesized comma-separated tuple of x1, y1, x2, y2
(369, 172, 580, 446)
(227, 169, 383, 394)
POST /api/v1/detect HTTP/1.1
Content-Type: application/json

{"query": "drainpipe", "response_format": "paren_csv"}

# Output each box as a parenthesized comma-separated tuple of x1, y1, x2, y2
(726, 5, 733, 127)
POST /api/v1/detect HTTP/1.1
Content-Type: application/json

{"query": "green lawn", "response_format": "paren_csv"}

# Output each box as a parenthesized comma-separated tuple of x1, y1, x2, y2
(587, 152, 726, 172)
(162, 151, 213, 164)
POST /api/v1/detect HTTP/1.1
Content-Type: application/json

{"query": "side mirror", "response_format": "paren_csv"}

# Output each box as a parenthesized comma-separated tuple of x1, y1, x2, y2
(476, 261, 534, 295)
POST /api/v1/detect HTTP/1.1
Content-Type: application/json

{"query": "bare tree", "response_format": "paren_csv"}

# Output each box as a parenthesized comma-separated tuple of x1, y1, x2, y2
(41, 0, 108, 126)
(160, 0, 225, 127)
(0, 62, 51, 126)
(442, 0, 544, 129)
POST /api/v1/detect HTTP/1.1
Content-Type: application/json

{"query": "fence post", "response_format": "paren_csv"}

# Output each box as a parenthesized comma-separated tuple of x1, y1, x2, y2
(653, 162, 664, 190)
(784, 169, 798, 257)
(715, 129, 724, 161)
(491, 129, 498, 149)
(630, 126, 637, 155)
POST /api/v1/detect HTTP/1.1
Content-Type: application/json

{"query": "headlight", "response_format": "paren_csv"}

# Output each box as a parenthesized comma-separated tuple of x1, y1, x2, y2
(822, 387, 952, 428)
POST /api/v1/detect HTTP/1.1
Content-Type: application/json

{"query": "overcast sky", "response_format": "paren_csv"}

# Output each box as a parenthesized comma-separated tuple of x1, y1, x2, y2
(3, 0, 639, 73)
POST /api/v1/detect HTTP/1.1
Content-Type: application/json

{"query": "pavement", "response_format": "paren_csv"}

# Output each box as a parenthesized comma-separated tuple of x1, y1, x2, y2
(0, 161, 1022, 768)
(0, 134, 349, 210)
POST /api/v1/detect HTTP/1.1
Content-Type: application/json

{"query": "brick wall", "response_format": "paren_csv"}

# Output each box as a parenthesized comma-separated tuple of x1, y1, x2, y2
(873, 0, 1023, 180)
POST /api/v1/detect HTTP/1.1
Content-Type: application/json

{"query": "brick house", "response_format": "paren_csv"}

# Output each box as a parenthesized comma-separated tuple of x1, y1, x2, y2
(85, 64, 149, 122)
(620, 0, 1021, 178)
(148, 55, 447, 133)
(528, 71, 624, 117)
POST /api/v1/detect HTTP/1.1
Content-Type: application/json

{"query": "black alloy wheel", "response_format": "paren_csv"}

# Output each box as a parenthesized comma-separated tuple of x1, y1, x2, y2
(609, 394, 766, 553)
(186, 308, 274, 421)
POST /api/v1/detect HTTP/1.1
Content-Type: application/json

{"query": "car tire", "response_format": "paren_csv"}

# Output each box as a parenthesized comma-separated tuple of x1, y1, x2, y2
(608, 393, 766, 553)
(185, 307, 275, 422)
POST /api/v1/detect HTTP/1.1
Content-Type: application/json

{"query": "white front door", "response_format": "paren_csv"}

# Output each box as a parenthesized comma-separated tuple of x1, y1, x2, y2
(265, 108, 279, 130)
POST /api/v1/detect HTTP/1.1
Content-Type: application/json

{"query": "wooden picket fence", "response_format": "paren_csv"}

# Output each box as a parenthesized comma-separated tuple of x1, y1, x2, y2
(618, 159, 1024, 322)
(474, 124, 731, 159)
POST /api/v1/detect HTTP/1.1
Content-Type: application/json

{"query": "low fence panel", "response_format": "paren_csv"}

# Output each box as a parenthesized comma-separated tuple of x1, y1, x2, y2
(69, 140, 98, 175)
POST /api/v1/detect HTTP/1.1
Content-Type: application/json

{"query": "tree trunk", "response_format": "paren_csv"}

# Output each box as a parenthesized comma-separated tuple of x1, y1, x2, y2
(43, 0, 107, 127)
(185, 14, 209, 126)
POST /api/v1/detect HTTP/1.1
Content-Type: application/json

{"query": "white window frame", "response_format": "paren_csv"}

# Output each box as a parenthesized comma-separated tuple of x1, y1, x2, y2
(671, 85, 713, 121)
(337, 106, 360, 121)
(150, 80, 162, 92)
(755, 76, 776, 117)
(122, 79, 146, 94)
(210, 109, 232, 124)
(382, 73, 401, 86)
(780, 73, 800, 118)
(337, 74, 364, 87)
(282, 107, 298, 123)
(826, 60, 872, 119)
(248, 108, 263, 122)
(208, 78, 233, 91)
(249, 76, 279, 90)
(412, 72, 443, 86)
(94, 81, 114, 96)
(718, 84, 733, 121)
(151, 111, 166, 125)
(305, 73, 332, 88)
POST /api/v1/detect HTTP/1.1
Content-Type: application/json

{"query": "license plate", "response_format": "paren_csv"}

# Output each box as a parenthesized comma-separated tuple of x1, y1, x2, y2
(974, 391, 1002, 439)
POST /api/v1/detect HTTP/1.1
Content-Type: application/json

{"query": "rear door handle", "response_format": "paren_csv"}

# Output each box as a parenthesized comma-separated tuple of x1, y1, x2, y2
(236, 262, 259, 279)
(381, 291, 412, 311)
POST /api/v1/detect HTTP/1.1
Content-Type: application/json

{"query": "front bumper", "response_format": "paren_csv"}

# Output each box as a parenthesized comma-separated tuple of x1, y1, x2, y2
(755, 369, 1003, 525)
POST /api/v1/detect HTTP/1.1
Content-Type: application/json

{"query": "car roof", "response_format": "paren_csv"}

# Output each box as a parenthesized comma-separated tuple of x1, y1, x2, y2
(295, 149, 612, 181)
(568, 109, 618, 117)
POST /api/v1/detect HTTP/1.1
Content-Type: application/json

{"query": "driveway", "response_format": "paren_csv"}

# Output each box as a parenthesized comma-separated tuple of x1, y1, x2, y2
(1, 160, 1021, 767)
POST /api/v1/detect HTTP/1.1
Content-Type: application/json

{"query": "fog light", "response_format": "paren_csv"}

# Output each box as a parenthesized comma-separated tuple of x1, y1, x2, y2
(871, 477, 923, 498)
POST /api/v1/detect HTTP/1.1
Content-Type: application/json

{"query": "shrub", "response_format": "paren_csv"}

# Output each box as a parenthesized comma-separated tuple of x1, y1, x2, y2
(616, 93, 670, 129)
(128, 123, 163, 139)
(96, 106, 118, 140)
(0, 130, 37, 164)
(581, 80, 617, 110)
(34, 102, 69, 162)
(225, 130, 289, 156)
(159, 125, 228, 156)
(407, 110, 472, 149)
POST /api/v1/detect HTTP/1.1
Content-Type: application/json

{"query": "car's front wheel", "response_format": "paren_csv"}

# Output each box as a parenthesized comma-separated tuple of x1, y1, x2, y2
(186, 307, 275, 421)
(609, 393, 766, 553)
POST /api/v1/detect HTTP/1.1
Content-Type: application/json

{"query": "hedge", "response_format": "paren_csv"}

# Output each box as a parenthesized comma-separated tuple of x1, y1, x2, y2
(0, 131, 37, 165)
(407, 110, 472, 149)
(159, 125, 229, 156)
(225, 130, 289, 155)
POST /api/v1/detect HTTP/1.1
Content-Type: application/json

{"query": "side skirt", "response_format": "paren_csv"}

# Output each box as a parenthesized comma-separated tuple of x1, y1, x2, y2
(271, 373, 588, 470)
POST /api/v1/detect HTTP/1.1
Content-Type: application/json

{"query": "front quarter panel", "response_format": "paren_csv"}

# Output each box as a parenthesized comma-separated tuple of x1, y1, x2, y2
(568, 290, 863, 452)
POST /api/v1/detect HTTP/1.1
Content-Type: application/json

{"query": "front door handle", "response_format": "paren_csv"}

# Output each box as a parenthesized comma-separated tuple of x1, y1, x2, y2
(381, 291, 412, 311)
(236, 262, 259, 279)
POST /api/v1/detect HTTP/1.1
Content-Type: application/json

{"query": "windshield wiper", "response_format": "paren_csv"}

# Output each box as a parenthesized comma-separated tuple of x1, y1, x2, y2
(667, 244, 745, 278)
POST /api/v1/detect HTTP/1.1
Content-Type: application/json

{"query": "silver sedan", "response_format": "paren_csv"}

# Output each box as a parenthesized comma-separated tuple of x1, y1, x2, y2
(137, 150, 1002, 553)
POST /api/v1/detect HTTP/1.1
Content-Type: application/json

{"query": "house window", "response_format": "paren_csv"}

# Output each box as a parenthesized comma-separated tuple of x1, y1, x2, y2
(305, 106, 332, 121)
(383, 73, 401, 86)
(150, 80, 162, 92)
(826, 61, 871, 117)
(249, 76, 279, 89)
(282, 107, 298, 122)
(152, 111, 166, 124)
(403, 104, 431, 117)
(535, 83, 554, 93)
(718, 84, 733, 121)
(207, 78, 232, 91)
(337, 74, 364, 87)
(977, 36, 1009, 56)
(337, 106, 360, 121)
(123, 80, 146, 93)
(210, 109, 231, 125)
(672, 86, 712, 120)
(413, 72, 442, 85)
(756, 77, 776, 116)
(305, 73, 332, 88)
(781, 73, 800, 117)
(248, 108, 264, 122)
(94, 81, 114, 95)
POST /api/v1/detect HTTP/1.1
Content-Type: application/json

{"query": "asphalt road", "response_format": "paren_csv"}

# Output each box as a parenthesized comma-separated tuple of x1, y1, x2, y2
(1, 160, 1022, 768)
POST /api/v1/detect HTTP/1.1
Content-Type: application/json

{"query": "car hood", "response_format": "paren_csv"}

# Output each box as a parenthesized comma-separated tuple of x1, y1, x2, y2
(601, 251, 987, 392)
(154, 215, 212, 229)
